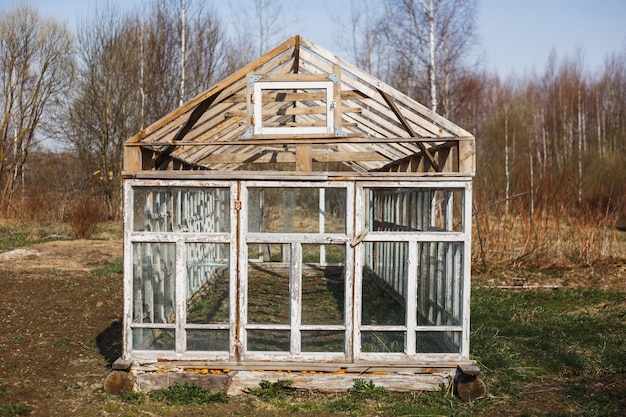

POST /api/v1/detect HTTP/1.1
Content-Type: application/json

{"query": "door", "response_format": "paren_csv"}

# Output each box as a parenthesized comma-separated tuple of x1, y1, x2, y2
(236, 181, 354, 362)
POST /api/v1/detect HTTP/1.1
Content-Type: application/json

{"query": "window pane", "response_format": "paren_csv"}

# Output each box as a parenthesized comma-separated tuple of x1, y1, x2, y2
(361, 331, 404, 353)
(302, 244, 345, 325)
(416, 331, 461, 354)
(186, 243, 230, 324)
(133, 187, 230, 232)
(247, 330, 290, 352)
(362, 242, 407, 326)
(301, 331, 344, 352)
(417, 242, 463, 327)
(132, 242, 175, 324)
(364, 188, 463, 232)
(247, 246, 290, 324)
(187, 330, 229, 351)
(247, 187, 345, 233)
(132, 328, 175, 351)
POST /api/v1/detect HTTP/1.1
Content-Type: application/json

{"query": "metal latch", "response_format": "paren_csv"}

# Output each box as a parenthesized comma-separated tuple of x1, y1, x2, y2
(234, 200, 242, 210)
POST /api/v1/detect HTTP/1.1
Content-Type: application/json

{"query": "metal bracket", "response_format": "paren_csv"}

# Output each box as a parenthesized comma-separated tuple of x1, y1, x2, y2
(334, 127, 347, 137)
(248, 74, 262, 86)
(327, 73, 339, 84)
(242, 126, 253, 138)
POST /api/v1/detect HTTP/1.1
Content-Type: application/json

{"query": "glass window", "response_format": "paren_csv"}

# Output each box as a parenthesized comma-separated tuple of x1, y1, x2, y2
(364, 188, 463, 232)
(187, 330, 229, 351)
(362, 242, 407, 326)
(133, 187, 230, 232)
(361, 331, 404, 353)
(247, 245, 291, 325)
(186, 243, 230, 324)
(302, 244, 345, 325)
(416, 331, 461, 354)
(132, 242, 175, 324)
(132, 328, 175, 351)
(417, 242, 463, 327)
(301, 331, 344, 352)
(247, 330, 290, 352)
(248, 187, 346, 233)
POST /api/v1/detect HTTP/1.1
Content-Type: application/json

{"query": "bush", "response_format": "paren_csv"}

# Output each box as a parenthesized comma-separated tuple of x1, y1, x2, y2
(64, 194, 104, 239)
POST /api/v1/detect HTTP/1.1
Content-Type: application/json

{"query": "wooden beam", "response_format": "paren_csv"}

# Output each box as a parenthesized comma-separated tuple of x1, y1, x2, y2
(123, 145, 141, 171)
(125, 136, 472, 146)
(378, 89, 440, 172)
(201, 150, 388, 164)
(333, 63, 342, 131)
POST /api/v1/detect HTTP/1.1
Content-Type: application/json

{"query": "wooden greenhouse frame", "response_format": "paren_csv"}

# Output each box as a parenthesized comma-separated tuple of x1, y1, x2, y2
(113, 35, 479, 397)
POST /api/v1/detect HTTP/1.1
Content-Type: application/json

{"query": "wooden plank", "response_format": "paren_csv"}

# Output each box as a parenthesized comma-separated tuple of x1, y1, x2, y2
(201, 150, 388, 164)
(458, 139, 475, 175)
(226, 371, 449, 395)
(297, 143, 312, 172)
(225, 106, 361, 118)
(255, 73, 332, 82)
(135, 371, 231, 392)
(333, 63, 342, 130)
(125, 136, 472, 146)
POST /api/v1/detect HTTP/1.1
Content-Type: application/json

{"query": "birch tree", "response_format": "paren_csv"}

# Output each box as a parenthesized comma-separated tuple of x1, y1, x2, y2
(385, 0, 478, 117)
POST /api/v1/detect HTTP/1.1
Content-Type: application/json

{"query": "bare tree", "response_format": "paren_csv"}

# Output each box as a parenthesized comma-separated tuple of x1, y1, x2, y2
(0, 4, 73, 208)
(63, 4, 142, 219)
(140, 0, 226, 124)
(385, 0, 478, 117)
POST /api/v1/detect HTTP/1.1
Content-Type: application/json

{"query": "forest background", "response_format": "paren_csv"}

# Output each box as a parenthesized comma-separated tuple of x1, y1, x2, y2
(1, 0, 625, 271)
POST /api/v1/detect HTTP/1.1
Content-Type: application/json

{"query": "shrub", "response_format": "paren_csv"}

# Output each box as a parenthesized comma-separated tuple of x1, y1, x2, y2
(249, 379, 294, 400)
(64, 194, 104, 239)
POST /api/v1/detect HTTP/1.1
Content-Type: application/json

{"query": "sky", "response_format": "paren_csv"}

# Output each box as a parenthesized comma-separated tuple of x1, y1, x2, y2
(3, 0, 626, 78)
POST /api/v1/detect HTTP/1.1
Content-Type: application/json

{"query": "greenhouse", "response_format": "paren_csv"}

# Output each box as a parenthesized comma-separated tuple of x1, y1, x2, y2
(116, 35, 478, 395)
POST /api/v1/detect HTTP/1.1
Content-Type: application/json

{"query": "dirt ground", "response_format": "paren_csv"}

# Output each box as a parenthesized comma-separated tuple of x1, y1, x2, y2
(0, 239, 124, 416)
(0, 238, 625, 416)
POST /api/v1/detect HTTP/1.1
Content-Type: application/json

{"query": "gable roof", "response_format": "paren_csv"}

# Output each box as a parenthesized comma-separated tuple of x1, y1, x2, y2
(124, 35, 474, 174)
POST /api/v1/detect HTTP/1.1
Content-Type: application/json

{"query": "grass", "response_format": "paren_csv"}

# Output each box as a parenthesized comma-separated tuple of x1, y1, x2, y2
(471, 287, 626, 415)
(0, 223, 68, 253)
(91, 258, 123, 276)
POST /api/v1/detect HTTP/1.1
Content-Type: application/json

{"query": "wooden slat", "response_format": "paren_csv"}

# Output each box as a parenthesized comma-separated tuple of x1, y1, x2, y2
(255, 73, 332, 82)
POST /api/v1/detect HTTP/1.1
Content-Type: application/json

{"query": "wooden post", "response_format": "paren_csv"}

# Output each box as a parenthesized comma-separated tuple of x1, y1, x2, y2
(124, 146, 141, 172)
(458, 140, 475, 175)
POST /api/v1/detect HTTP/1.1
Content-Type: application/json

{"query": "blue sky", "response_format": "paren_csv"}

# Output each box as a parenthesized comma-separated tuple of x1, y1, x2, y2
(5, 0, 626, 78)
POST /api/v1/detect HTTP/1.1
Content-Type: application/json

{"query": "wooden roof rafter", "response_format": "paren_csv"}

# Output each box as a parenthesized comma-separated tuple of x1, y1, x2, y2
(124, 35, 474, 175)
